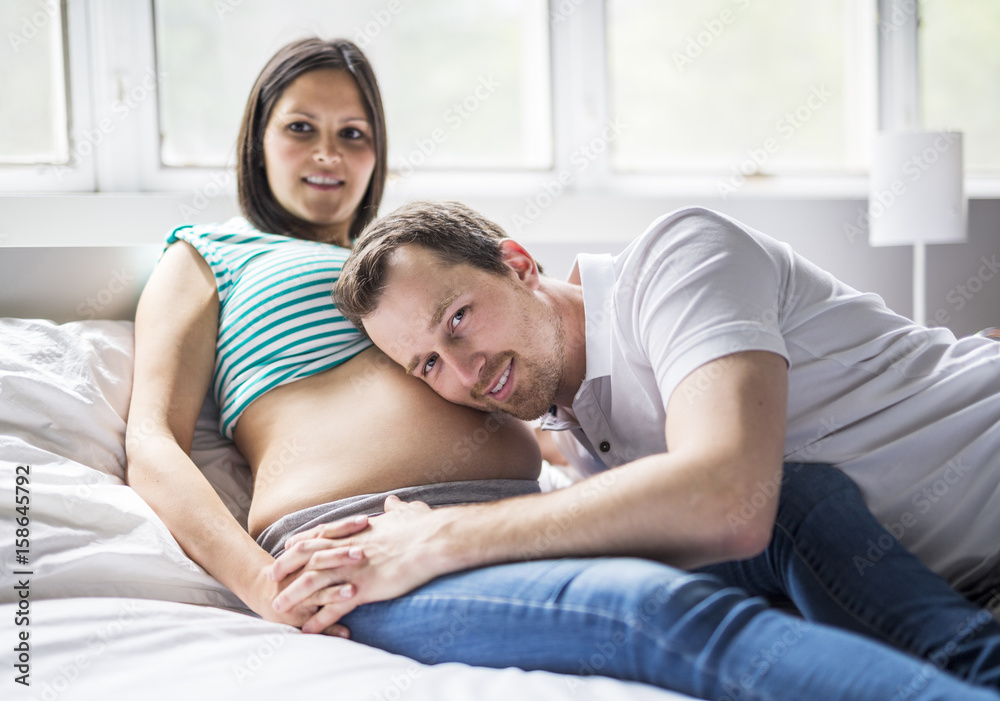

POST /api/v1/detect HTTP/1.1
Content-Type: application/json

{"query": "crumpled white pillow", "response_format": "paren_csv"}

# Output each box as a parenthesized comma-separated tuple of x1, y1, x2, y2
(0, 318, 134, 481)
(0, 317, 254, 525)
(0, 318, 251, 608)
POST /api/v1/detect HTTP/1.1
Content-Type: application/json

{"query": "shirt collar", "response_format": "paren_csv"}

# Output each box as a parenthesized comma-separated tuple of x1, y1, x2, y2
(539, 253, 615, 432)
(572, 252, 615, 383)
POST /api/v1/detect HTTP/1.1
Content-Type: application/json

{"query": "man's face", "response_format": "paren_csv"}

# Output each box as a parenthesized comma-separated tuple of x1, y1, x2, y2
(363, 244, 565, 420)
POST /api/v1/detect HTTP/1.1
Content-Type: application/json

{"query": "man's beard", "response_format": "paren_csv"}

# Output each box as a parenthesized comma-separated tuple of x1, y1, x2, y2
(473, 309, 566, 421)
(473, 351, 561, 420)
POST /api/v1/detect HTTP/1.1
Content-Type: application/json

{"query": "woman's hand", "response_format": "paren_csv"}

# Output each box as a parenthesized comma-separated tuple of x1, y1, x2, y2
(269, 496, 454, 633)
(241, 512, 373, 637)
(245, 560, 354, 639)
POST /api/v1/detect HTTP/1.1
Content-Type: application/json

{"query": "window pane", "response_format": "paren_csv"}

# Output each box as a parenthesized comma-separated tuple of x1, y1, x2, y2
(920, 0, 1000, 174)
(0, 0, 68, 164)
(153, 0, 551, 170)
(607, 0, 869, 174)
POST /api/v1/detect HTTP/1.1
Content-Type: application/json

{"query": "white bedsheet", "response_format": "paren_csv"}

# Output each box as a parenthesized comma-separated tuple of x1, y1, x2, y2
(0, 318, 696, 700)
(3, 597, 679, 701)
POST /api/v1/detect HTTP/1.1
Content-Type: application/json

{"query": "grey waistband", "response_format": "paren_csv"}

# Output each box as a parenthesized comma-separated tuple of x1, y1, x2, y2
(256, 479, 541, 557)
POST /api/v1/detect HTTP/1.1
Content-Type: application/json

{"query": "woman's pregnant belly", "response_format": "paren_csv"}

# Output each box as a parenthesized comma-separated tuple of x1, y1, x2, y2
(234, 346, 542, 537)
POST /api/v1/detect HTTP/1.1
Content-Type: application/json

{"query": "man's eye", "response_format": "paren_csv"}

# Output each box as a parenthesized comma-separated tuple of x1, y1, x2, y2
(450, 307, 466, 331)
(422, 355, 438, 375)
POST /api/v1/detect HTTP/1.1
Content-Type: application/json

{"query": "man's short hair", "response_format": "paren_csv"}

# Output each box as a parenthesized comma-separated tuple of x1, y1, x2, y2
(336, 201, 510, 333)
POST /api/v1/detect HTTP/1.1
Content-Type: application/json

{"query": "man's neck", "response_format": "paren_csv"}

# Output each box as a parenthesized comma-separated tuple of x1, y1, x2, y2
(538, 276, 587, 408)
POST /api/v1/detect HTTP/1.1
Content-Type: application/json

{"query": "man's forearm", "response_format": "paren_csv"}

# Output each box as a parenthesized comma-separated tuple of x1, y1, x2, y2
(431, 450, 779, 575)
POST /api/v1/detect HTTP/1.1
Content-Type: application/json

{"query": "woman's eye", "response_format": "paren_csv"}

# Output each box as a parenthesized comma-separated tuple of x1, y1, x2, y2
(288, 122, 313, 133)
(422, 355, 438, 375)
(341, 126, 365, 140)
(450, 307, 466, 331)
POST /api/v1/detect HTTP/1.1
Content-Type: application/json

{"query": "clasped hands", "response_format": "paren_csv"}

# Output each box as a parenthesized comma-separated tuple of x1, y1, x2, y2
(268, 495, 447, 635)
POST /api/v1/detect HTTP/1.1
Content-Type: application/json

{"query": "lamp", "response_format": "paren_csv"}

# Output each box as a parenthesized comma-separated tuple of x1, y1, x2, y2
(868, 130, 967, 325)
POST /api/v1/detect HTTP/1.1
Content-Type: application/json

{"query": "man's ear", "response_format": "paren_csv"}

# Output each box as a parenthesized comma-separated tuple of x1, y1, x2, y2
(499, 239, 540, 289)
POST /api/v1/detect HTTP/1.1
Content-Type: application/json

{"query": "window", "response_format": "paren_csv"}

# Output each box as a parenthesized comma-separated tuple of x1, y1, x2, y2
(0, 0, 69, 165)
(153, 0, 552, 172)
(1, 1, 997, 194)
(920, 0, 1000, 173)
(606, 0, 875, 175)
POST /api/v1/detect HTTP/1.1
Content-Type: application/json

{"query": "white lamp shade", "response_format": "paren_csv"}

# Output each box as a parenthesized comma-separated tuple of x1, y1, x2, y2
(868, 131, 967, 246)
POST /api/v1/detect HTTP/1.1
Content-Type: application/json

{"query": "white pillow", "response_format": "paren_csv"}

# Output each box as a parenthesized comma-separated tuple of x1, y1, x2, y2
(0, 318, 251, 608)
(0, 317, 253, 520)
(0, 318, 134, 481)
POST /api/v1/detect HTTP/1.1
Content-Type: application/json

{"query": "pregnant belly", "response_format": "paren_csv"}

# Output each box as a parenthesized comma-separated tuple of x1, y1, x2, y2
(234, 346, 541, 537)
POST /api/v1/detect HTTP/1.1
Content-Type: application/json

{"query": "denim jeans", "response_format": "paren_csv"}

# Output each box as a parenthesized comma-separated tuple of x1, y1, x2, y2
(697, 462, 1000, 689)
(342, 464, 1000, 700)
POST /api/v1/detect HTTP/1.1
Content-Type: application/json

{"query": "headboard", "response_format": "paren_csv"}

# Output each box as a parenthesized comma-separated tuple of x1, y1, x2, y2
(0, 193, 239, 322)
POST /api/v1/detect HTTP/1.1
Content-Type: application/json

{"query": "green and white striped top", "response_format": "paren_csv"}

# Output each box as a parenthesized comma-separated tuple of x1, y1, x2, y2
(166, 217, 372, 439)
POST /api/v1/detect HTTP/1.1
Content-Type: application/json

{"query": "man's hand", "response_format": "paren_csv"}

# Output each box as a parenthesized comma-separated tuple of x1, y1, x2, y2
(234, 561, 352, 639)
(269, 496, 453, 634)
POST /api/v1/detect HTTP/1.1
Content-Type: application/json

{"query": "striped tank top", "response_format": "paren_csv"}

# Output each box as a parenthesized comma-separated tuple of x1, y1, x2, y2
(166, 217, 372, 438)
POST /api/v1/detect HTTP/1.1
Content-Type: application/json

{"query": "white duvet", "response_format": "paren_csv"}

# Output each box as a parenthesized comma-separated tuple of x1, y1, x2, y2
(0, 318, 691, 701)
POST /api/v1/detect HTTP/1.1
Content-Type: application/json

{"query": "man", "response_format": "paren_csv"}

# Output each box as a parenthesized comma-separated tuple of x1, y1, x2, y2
(273, 201, 1000, 631)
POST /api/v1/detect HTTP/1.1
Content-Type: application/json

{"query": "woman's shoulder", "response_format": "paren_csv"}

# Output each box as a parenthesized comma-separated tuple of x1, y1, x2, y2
(167, 216, 270, 245)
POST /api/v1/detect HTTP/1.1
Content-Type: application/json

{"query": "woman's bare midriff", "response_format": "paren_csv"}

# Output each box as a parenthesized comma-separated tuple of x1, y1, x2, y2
(235, 345, 542, 538)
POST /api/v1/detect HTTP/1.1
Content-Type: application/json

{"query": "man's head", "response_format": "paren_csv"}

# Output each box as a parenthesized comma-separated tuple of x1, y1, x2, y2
(336, 201, 567, 420)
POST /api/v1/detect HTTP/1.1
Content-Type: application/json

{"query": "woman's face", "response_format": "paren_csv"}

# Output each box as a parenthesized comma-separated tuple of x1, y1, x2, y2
(263, 69, 376, 245)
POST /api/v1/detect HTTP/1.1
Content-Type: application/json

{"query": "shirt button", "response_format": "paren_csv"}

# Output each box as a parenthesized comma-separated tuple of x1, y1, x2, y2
(599, 441, 610, 453)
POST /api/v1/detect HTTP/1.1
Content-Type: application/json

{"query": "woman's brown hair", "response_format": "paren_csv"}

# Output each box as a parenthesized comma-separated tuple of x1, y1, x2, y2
(236, 37, 387, 242)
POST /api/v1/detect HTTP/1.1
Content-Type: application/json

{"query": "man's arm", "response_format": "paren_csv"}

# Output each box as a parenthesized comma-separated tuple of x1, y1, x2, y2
(273, 350, 787, 632)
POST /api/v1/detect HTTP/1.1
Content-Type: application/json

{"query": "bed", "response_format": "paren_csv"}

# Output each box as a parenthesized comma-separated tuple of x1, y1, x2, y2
(0, 312, 696, 701)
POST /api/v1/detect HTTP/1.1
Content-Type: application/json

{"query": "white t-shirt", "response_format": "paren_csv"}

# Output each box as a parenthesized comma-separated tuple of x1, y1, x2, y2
(542, 206, 1000, 592)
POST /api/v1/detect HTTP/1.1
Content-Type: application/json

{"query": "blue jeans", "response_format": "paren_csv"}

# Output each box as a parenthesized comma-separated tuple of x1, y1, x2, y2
(342, 464, 1000, 700)
(697, 462, 1000, 689)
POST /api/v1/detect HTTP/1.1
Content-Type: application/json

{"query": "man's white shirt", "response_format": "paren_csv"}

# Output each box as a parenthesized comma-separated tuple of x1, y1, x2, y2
(541, 207, 1000, 594)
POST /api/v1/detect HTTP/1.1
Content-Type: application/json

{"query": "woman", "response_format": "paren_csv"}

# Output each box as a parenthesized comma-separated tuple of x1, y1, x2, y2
(127, 37, 542, 630)
(126, 37, 1000, 699)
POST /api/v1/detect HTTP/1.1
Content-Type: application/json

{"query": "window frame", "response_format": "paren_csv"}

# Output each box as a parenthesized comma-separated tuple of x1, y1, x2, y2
(0, 0, 94, 191)
(1, 0, 998, 201)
